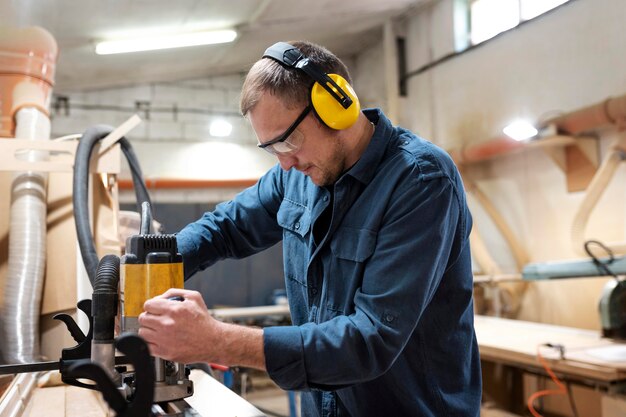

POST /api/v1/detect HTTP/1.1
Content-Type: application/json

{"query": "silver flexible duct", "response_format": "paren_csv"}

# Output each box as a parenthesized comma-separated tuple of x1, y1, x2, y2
(0, 107, 50, 363)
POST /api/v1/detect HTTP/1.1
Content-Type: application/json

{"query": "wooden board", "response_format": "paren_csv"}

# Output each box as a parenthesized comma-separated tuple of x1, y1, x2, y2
(475, 315, 626, 383)
(22, 385, 110, 417)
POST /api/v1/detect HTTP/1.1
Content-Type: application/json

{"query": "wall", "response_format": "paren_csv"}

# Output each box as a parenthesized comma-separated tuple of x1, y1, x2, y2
(352, 42, 387, 111)
(53, 74, 249, 142)
(52, 73, 275, 204)
(395, 0, 626, 329)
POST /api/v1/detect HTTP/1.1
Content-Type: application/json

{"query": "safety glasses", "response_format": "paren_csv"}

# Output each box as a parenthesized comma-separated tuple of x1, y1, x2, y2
(257, 105, 311, 155)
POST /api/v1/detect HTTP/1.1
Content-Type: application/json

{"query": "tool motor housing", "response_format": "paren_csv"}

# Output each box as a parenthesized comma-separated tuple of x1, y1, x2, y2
(120, 233, 192, 403)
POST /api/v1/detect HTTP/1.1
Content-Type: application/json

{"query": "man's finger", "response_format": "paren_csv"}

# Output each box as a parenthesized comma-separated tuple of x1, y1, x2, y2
(138, 312, 162, 331)
(144, 297, 182, 314)
(158, 288, 197, 300)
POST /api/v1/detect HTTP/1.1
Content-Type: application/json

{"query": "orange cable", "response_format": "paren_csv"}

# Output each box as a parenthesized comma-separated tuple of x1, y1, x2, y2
(527, 345, 567, 417)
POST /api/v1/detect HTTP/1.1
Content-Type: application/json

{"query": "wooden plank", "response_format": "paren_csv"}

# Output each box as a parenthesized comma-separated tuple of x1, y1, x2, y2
(23, 385, 65, 417)
(187, 370, 265, 417)
(20, 385, 110, 417)
(475, 316, 626, 383)
(98, 114, 141, 154)
(66, 386, 110, 417)
(0, 139, 120, 173)
(565, 139, 599, 192)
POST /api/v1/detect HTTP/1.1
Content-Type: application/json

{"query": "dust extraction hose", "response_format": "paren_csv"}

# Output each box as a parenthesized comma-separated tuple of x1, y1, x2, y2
(73, 125, 151, 287)
(91, 254, 120, 382)
(1, 108, 51, 364)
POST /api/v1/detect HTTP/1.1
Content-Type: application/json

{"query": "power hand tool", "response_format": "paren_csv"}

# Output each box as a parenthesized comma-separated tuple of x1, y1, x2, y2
(1, 203, 196, 417)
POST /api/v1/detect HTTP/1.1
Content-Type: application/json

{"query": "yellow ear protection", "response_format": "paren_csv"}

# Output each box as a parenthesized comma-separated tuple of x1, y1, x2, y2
(263, 42, 360, 130)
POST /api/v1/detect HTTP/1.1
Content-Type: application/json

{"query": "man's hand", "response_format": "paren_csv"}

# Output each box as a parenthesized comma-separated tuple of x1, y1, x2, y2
(138, 289, 217, 364)
(138, 288, 266, 370)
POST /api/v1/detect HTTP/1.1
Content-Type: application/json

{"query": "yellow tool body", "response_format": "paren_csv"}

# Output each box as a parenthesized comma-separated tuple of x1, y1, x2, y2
(120, 234, 184, 333)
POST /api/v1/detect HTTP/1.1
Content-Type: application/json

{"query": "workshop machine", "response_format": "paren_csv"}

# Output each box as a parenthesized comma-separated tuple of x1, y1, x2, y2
(71, 122, 197, 415)
(523, 244, 626, 339)
(0, 125, 197, 416)
(599, 275, 626, 339)
(85, 210, 195, 416)
(0, 27, 198, 415)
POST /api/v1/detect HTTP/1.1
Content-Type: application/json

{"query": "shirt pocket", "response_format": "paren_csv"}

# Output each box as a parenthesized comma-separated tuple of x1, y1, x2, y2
(276, 199, 311, 238)
(324, 226, 377, 319)
(330, 226, 377, 262)
(276, 199, 311, 300)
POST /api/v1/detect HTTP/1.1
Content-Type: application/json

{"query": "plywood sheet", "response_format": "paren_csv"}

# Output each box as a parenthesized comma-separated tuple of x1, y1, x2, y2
(476, 315, 626, 382)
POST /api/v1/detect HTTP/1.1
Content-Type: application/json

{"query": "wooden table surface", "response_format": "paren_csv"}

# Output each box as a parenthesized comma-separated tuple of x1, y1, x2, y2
(475, 315, 626, 383)
(8, 369, 265, 417)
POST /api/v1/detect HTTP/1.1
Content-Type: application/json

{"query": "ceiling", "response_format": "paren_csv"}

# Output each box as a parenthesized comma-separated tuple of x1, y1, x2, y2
(0, 0, 429, 92)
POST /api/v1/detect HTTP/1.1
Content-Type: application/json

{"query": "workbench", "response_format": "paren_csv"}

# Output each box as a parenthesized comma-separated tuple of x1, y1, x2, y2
(475, 315, 626, 416)
(2, 369, 265, 417)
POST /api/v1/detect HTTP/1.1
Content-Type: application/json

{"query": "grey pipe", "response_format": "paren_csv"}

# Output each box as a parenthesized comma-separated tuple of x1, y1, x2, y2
(522, 256, 626, 280)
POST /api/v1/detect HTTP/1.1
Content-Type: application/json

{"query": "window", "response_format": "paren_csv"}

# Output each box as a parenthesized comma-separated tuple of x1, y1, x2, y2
(521, 0, 570, 20)
(470, 0, 570, 45)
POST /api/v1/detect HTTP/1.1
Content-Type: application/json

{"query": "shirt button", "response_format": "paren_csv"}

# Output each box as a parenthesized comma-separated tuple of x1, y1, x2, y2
(311, 288, 318, 295)
(294, 222, 300, 229)
(403, 140, 409, 145)
(323, 196, 329, 202)
(385, 314, 395, 323)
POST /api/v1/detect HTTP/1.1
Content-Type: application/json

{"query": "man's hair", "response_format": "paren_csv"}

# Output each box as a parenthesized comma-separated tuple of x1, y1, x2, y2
(240, 41, 352, 116)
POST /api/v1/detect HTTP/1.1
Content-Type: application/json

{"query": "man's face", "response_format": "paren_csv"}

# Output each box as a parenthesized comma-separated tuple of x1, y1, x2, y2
(249, 92, 347, 187)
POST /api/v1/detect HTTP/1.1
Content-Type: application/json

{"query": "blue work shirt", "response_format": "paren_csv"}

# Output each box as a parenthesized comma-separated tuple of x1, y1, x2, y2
(177, 109, 482, 416)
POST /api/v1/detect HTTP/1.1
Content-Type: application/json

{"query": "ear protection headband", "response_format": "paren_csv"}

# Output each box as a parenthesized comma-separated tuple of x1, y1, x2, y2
(263, 42, 360, 130)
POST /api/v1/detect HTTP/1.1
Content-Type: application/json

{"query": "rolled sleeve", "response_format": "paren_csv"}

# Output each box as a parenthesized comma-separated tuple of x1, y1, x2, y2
(263, 326, 307, 390)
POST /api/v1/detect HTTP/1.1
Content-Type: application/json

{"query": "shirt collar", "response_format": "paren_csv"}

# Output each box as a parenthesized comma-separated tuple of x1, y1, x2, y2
(342, 108, 393, 185)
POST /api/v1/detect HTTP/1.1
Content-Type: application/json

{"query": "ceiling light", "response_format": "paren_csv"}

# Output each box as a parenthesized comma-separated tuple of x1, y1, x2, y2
(95, 29, 237, 55)
(503, 120, 538, 141)
(210, 119, 233, 137)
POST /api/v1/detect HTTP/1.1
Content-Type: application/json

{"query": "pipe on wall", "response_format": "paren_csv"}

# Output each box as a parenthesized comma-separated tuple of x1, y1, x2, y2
(0, 27, 56, 138)
(0, 27, 57, 364)
(465, 178, 529, 317)
(466, 179, 529, 270)
(549, 94, 626, 135)
(117, 178, 258, 190)
(450, 93, 626, 165)
(449, 137, 526, 165)
(571, 136, 626, 256)
(558, 96, 626, 257)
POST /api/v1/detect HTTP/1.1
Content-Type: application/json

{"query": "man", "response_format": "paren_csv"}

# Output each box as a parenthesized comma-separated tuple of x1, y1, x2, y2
(138, 41, 481, 416)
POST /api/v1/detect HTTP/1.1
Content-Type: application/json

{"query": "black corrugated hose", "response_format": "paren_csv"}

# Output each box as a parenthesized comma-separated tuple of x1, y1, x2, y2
(73, 125, 152, 287)
(92, 254, 120, 342)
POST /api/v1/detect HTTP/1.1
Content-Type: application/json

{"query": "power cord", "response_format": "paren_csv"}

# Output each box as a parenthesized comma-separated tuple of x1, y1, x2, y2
(527, 343, 579, 417)
(584, 240, 618, 279)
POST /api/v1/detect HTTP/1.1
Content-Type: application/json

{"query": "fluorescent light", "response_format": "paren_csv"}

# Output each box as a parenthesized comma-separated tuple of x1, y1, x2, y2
(95, 29, 237, 55)
(503, 120, 538, 141)
(210, 119, 233, 137)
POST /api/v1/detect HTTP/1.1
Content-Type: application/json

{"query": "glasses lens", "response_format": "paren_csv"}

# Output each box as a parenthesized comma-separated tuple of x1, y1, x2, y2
(268, 130, 304, 155)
